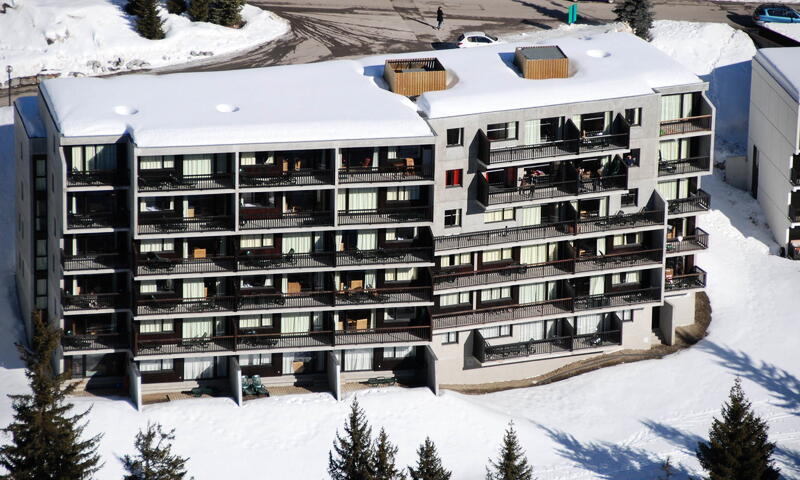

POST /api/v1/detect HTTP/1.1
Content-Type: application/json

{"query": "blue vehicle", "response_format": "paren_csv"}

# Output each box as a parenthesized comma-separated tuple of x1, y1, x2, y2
(753, 4, 800, 26)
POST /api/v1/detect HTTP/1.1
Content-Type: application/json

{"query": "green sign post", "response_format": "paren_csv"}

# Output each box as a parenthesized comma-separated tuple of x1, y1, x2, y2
(567, 4, 578, 24)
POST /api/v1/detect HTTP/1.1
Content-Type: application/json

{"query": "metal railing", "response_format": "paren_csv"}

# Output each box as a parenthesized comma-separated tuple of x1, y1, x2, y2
(239, 168, 334, 187)
(68, 211, 128, 230)
(577, 132, 630, 153)
(62, 293, 128, 311)
(479, 134, 579, 165)
(474, 329, 622, 362)
(236, 331, 333, 351)
(239, 211, 333, 230)
(335, 247, 433, 267)
(237, 251, 335, 271)
(67, 169, 128, 187)
(659, 115, 712, 136)
(667, 190, 711, 215)
(665, 228, 709, 254)
(333, 326, 431, 345)
(573, 287, 661, 312)
(62, 332, 129, 351)
(137, 172, 233, 191)
(574, 248, 663, 273)
(63, 253, 127, 271)
(658, 156, 711, 176)
(338, 165, 433, 183)
(338, 206, 432, 225)
(136, 255, 236, 276)
(434, 260, 574, 289)
(135, 296, 236, 316)
(335, 286, 432, 306)
(138, 215, 232, 234)
(237, 292, 334, 311)
(665, 266, 707, 291)
(433, 298, 573, 329)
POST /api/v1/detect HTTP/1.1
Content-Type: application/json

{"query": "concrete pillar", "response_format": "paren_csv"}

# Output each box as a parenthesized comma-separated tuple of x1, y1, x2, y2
(229, 356, 242, 406)
(327, 350, 341, 401)
(424, 345, 439, 396)
(128, 361, 142, 411)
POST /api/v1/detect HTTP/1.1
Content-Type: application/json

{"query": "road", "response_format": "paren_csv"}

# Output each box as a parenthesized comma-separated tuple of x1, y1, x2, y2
(2, 0, 782, 105)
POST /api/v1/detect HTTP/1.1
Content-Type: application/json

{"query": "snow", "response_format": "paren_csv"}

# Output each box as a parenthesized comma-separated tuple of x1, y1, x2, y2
(3, 20, 800, 480)
(0, 0, 290, 83)
(15, 96, 45, 138)
(764, 23, 800, 44)
(755, 47, 800, 103)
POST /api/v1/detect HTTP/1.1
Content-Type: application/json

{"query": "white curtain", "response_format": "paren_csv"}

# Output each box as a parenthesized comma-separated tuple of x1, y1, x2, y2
(281, 313, 311, 333)
(599, 197, 608, 217)
(240, 354, 270, 366)
(241, 234, 272, 248)
(183, 154, 213, 175)
(86, 145, 116, 170)
(678, 178, 689, 198)
(520, 244, 546, 264)
(680, 138, 690, 159)
(576, 314, 603, 334)
(439, 293, 462, 307)
(658, 181, 678, 201)
(337, 191, 347, 212)
(589, 276, 605, 295)
(357, 231, 377, 250)
(682, 93, 694, 118)
(140, 359, 173, 372)
(183, 279, 205, 299)
(344, 349, 373, 371)
(519, 282, 545, 303)
(384, 346, 414, 359)
(140, 281, 157, 294)
(525, 120, 541, 145)
(507, 122, 517, 139)
(547, 281, 558, 300)
(139, 155, 174, 170)
(240, 152, 256, 166)
(518, 206, 541, 226)
(184, 357, 214, 379)
(603, 111, 612, 133)
(514, 321, 544, 341)
(183, 318, 213, 339)
(596, 238, 606, 256)
(348, 188, 377, 210)
(481, 287, 510, 301)
(365, 271, 376, 288)
(661, 95, 681, 121)
(659, 141, 678, 161)
(71, 146, 84, 170)
(387, 187, 420, 201)
(282, 233, 312, 254)
(571, 114, 581, 130)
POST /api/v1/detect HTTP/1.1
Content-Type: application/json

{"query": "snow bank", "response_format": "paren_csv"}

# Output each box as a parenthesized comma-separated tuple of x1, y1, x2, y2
(764, 23, 800, 43)
(0, 0, 289, 82)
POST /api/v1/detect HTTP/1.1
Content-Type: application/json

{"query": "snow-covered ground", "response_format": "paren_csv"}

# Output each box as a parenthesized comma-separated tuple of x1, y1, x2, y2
(2, 20, 799, 480)
(0, 0, 289, 83)
(764, 22, 800, 44)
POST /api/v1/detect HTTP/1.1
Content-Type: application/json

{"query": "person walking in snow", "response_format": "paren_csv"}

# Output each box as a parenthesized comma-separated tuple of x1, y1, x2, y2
(436, 7, 444, 30)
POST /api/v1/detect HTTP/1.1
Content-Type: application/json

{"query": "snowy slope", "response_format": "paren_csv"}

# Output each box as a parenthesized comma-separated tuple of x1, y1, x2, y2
(2, 22, 800, 480)
(0, 0, 289, 82)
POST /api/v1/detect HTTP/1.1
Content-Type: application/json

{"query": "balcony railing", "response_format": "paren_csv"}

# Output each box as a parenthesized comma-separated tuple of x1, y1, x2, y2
(62, 332, 129, 351)
(659, 115, 712, 136)
(68, 211, 128, 230)
(338, 165, 434, 184)
(666, 228, 709, 254)
(478, 174, 628, 207)
(136, 335, 236, 356)
(665, 266, 707, 292)
(574, 248, 663, 274)
(474, 329, 622, 363)
(236, 331, 333, 351)
(239, 211, 333, 230)
(658, 156, 711, 176)
(137, 172, 233, 191)
(478, 133, 579, 165)
(667, 190, 711, 215)
(237, 251, 335, 271)
(136, 255, 236, 276)
(62, 293, 128, 311)
(338, 206, 432, 225)
(578, 132, 630, 154)
(335, 286, 431, 306)
(434, 209, 665, 251)
(138, 215, 232, 234)
(335, 247, 433, 267)
(333, 325, 431, 345)
(237, 292, 334, 311)
(573, 287, 661, 312)
(135, 296, 236, 316)
(239, 168, 334, 188)
(63, 253, 127, 271)
(67, 169, 128, 187)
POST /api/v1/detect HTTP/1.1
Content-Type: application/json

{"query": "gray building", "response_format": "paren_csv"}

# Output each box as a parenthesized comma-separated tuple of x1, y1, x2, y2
(14, 32, 713, 406)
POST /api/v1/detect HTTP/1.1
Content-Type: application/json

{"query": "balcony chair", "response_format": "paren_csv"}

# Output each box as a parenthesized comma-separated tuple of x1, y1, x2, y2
(251, 375, 268, 396)
(146, 294, 178, 312)
(241, 376, 257, 396)
(144, 252, 175, 271)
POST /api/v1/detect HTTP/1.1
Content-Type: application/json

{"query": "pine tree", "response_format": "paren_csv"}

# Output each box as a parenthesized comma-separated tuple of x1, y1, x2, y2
(122, 422, 192, 480)
(485, 422, 534, 480)
(696, 378, 780, 480)
(408, 437, 451, 480)
(136, 0, 165, 40)
(612, 0, 654, 40)
(210, 0, 244, 27)
(187, 0, 210, 22)
(374, 428, 405, 480)
(0, 311, 103, 480)
(125, 0, 146, 16)
(328, 398, 375, 480)
(166, 0, 187, 15)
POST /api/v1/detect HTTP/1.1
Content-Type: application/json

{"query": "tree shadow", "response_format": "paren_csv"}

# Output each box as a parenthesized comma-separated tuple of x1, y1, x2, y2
(697, 341, 800, 416)
(641, 420, 705, 456)
(776, 446, 800, 476)
(539, 425, 696, 479)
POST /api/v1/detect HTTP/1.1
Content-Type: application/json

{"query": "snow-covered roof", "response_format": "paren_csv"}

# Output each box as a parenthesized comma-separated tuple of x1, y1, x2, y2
(15, 96, 45, 138)
(41, 31, 704, 148)
(755, 47, 800, 103)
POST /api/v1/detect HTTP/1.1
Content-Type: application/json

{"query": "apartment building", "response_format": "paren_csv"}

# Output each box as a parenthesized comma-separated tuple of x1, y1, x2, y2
(743, 48, 800, 258)
(14, 32, 713, 407)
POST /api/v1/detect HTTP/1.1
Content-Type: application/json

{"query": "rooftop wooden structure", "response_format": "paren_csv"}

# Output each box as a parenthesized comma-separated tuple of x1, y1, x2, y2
(384, 58, 447, 97)
(514, 46, 569, 80)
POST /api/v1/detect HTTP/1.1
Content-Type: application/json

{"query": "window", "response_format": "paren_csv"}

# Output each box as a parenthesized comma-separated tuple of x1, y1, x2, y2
(139, 319, 174, 334)
(487, 122, 518, 141)
(442, 332, 458, 345)
(483, 248, 512, 263)
(239, 315, 273, 329)
(241, 192, 275, 208)
(445, 169, 462, 187)
(240, 354, 271, 366)
(625, 108, 642, 126)
(139, 155, 174, 170)
(612, 232, 643, 247)
(481, 287, 511, 302)
(439, 291, 470, 307)
(383, 346, 416, 359)
(446, 128, 463, 146)
(386, 186, 420, 201)
(612, 271, 640, 285)
(444, 209, 461, 228)
(240, 234, 274, 248)
(385, 307, 415, 323)
(439, 253, 471, 268)
(480, 324, 511, 338)
(385, 227, 416, 242)
(621, 310, 634, 322)
(241, 275, 272, 288)
(139, 238, 175, 253)
(385, 267, 417, 282)
(621, 188, 638, 207)
(139, 359, 174, 372)
(484, 208, 514, 223)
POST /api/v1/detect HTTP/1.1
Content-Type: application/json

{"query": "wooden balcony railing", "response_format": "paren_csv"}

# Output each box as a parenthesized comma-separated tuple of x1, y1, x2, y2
(338, 165, 434, 184)
(667, 190, 711, 215)
(62, 332, 129, 351)
(665, 266, 707, 291)
(138, 215, 232, 234)
(63, 253, 128, 271)
(62, 293, 128, 311)
(137, 173, 233, 191)
(665, 228, 709, 254)
(659, 115, 712, 136)
(658, 156, 711, 176)
(239, 168, 334, 188)
(474, 329, 622, 362)
(338, 206, 432, 225)
(67, 169, 129, 187)
(239, 211, 334, 230)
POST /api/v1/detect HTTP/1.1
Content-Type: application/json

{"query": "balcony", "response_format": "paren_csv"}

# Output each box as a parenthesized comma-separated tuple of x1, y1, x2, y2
(573, 287, 661, 312)
(574, 248, 663, 274)
(478, 174, 627, 207)
(237, 291, 334, 311)
(135, 335, 237, 356)
(338, 206, 432, 226)
(238, 251, 335, 271)
(136, 253, 236, 276)
(658, 156, 711, 177)
(434, 209, 664, 251)
(239, 168, 333, 188)
(335, 286, 432, 307)
(659, 115, 712, 136)
(667, 190, 711, 215)
(239, 210, 334, 230)
(67, 169, 129, 188)
(474, 327, 622, 363)
(62, 332, 129, 352)
(335, 247, 433, 267)
(135, 295, 236, 316)
(333, 326, 431, 345)
(666, 228, 709, 254)
(665, 266, 707, 292)
(478, 132, 579, 166)
(62, 293, 129, 312)
(236, 331, 333, 351)
(338, 165, 434, 184)
(433, 298, 573, 330)
(63, 253, 128, 271)
(138, 215, 232, 234)
(138, 172, 233, 192)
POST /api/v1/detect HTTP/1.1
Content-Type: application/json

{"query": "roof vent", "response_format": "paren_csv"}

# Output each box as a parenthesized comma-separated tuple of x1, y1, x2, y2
(384, 57, 446, 97)
(514, 46, 569, 80)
